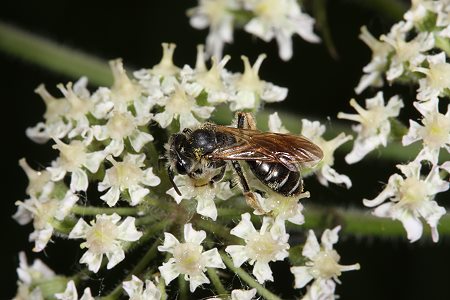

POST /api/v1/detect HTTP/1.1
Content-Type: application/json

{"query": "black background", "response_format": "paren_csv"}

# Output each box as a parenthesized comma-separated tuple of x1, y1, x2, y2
(1, 1, 449, 299)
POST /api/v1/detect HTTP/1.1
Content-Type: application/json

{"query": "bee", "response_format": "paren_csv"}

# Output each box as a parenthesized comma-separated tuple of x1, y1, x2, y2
(167, 112, 323, 210)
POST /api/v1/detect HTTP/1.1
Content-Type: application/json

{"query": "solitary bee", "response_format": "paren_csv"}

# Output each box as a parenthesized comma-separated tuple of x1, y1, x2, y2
(167, 112, 323, 210)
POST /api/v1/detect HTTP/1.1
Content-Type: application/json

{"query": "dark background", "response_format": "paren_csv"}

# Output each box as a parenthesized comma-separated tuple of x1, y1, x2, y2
(1, 1, 449, 299)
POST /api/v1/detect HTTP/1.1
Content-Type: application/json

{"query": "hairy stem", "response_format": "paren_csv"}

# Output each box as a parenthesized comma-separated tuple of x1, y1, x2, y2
(0, 21, 112, 86)
(207, 268, 227, 297)
(220, 252, 282, 300)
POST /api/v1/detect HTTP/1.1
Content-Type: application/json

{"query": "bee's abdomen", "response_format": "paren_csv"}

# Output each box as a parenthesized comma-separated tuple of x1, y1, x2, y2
(247, 160, 302, 197)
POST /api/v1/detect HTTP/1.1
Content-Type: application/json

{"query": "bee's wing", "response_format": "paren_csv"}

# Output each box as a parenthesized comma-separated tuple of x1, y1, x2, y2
(207, 127, 323, 171)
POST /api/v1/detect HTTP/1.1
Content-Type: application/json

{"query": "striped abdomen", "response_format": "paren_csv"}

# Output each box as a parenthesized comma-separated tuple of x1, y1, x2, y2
(247, 160, 303, 197)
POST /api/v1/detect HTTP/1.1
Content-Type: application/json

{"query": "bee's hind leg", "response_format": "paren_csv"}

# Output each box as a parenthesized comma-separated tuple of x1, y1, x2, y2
(231, 160, 264, 213)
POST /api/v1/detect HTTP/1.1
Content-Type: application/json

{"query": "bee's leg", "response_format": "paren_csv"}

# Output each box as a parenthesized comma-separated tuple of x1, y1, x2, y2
(231, 160, 264, 213)
(237, 112, 257, 130)
(210, 165, 226, 185)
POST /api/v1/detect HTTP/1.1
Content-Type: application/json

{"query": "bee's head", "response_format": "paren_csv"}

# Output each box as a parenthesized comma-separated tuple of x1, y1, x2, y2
(168, 133, 194, 175)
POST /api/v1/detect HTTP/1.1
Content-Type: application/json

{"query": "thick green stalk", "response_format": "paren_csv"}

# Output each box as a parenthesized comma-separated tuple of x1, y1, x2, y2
(345, 0, 407, 21)
(0, 21, 112, 86)
(207, 268, 227, 297)
(220, 252, 282, 300)
(178, 276, 189, 300)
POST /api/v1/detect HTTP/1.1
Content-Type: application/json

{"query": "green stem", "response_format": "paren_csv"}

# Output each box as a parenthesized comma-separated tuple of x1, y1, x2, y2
(207, 268, 227, 297)
(178, 275, 189, 300)
(71, 204, 140, 216)
(0, 21, 112, 86)
(301, 205, 450, 239)
(196, 218, 243, 245)
(220, 252, 282, 300)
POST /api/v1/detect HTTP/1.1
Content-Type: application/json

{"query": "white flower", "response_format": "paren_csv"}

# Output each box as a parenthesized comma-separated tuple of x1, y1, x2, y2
(16, 251, 55, 285)
(167, 174, 235, 221)
(301, 119, 352, 188)
(414, 52, 450, 101)
(13, 190, 79, 252)
(381, 26, 434, 81)
(355, 26, 392, 94)
(225, 213, 289, 283)
(402, 97, 450, 165)
(244, 0, 320, 60)
(150, 43, 181, 77)
(290, 226, 360, 297)
(47, 138, 105, 192)
(153, 83, 215, 129)
(252, 185, 308, 225)
(109, 59, 142, 111)
(123, 275, 161, 300)
(55, 80, 94, 140)
(68, 213, 142, 272)
(228, 55, 287, 111)
(93, 110, 153, 156)
(403, 0, 435, 28)
(55, 280, 94, 300)
(19, 158, 54, 198)
(188, 0, 237, 59)
(363, 160, 449, 242)
(338, 92, 404, 164)
(26, 80, 81, 144)
(98, 154, 161, 207)
(158, 223, 225, 292)
(180, 45, 232, 104)
(13, 252, 55, 300)
(301, 279, 336, 300)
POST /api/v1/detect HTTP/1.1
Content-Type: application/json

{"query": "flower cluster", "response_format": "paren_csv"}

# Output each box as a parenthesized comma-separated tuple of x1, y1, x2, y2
(188, 0, 320, 60)
(338, 0, 450, 242)
(12, 43, 361, 299)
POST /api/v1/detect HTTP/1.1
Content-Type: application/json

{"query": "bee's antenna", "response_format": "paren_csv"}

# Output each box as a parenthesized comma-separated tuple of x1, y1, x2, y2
(167, 166, 182, 196)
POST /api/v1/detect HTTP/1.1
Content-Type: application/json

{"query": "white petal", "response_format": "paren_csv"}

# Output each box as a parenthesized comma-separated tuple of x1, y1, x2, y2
(196, 195, 218, 220)
(104, 139, 125, 157)
(106, 247, 125, 269)
(31, 226, 53, 252)
(231, 288, 257, 300)
(100, 186, 121, 207)
(154, 111, 174, 128)
(117, 217, 142, 241)
(230, 213, 257, 240)
(55, 280, 78, 300)
(252, 260, 273, 283)
(142, 168, 161, 187)
(188, 272, 210, 292)
(70, 168, 88, 192)
(123, 275, 144, 298)
(129, 130, 154, 152)
(158, 232, 180, 253)
(225, 245, 249, 267)
(302, 230, 320, 259)
(201, 248, 225, 269)
(69, 218, 90, 239)
(290, 266, 314, 289)
(184, 223, 206, 245)
(80, 250, 103, 273)
(128, 185, 149, 206)
(398, 212, 423, 243)
(84, 151, 105, 173)
(54, 191, 79, 220)
(158, 259, 179, 284)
